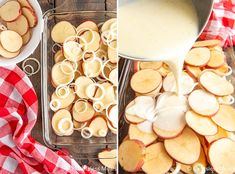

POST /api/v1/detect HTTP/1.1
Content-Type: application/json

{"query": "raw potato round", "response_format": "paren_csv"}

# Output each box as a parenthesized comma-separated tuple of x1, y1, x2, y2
(153, 125, 185, 139)
(211, 105, 235, 131)
(77, 21, 98, 32)
(51, 62, 74, 86)
(89, 116, 108, 137)
(185, 47, 210, 67)
(164, 127, 201, 164)
(130, 69, 162, 94)
(7, 15, 29, 36)
(205, 126, 229, 144)
(185, 110, 218, 136)
(52, 109, 73, 136)
(142, 143, 173, 174)
(188, 89, 219, 116)
(80, 30, 100, 51)
(98, 149, 117, 169)
(0, 1, 21, 22)
(108, 40, 117, 63)
(51, 88, 75, 109)
(0, 44, 20, 58)
(185, 65, 202, 80)
(207, 50, 225, 68)
(125, 100, 145, 124)
(22, 7, 37, 28)
(54, 50, 65, 63)
(22, 30, 31, 45)
(51, 21, 76, 43)
(74, 76, 94, 99)
(199, 71, 234, 96)
(72, 101, 95, 122)
(119, 140, 145, 172)
(209, 138, 235, 174)
(0, 30, 23, 52)
(193, 40, 220, 47)
(82, 58, 102, 77)
(128, 124, 157, 146)
(101, 18, 116, 32)
(18, 0, 33, 9)
(139, 61, 162, 70)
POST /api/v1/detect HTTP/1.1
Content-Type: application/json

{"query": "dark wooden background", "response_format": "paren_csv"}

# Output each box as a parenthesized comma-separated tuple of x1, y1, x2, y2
(18, 0, 116, 173)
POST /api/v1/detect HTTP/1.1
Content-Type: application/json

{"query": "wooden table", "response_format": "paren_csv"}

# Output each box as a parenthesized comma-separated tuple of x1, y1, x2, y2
(18, 0, 116, 173)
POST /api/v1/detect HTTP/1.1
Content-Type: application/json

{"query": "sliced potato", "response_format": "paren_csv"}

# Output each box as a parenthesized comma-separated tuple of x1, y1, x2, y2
(188, 89, 219, 116)
(51, 88, 75, 109)
(207, 50, 225, 68)
(7, 15, 29, 36)
(80, 30, 100, 51)
(77, 21, 98, 32)
(0, 30, 23, 52)
(51, 21, 76, 43)
(22, 7, 37, 28)
(209, 138, 235, 174)
(18, 0, 33, 9)
(0, 44, 20, 59)
(139, 61, 163, 70)
(205, 126, 229, 144)
(193, 40, 220, 48)
(98, 149, 117, 169)
(82, 58, 102, 77)
(185, 47, 210, 67)
(153, 125, 184, 139)
(101, 18, 116, 32)
(54, 50, 65, 63)
(74, 76, 94, 99)
(119, 140, 145, 172)
(89, 116, 108, 137)
(125, 101, 146, 124)
(185, 110, 218, 136)
(108, 40, 117, 63)
(211, 105, 235, 131)
(130, 69, 162, 94)
(72, 101, 95, 122)
(185, 65, 202, 80)
(0, 1, 21, 22)
(164, 127, 201, 164)
(199, 70, 234, 96)
(22, 30, 31, 45)
(128, 124, 157, 146)
(142, 143, 173, 174)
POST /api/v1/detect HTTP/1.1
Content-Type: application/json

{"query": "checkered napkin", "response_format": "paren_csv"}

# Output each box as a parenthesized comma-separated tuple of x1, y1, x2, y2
(0, 66, 98, 174)
(200, 0, 235, 47)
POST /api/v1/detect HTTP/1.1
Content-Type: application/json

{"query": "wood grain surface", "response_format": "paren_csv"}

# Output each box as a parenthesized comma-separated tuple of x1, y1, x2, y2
(18, 0, 116, 173)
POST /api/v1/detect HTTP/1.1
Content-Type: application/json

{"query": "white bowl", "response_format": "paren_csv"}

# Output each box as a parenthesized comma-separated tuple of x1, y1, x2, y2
(0, 0, 43, 66)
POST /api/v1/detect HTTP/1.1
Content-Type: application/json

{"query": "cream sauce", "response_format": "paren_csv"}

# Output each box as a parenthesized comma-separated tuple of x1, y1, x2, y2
(118, 0, 199, 94)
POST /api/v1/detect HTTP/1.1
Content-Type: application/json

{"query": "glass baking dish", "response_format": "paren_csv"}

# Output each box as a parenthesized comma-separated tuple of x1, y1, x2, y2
(41, 9, 117, 157)
(118, 46, 235, 174)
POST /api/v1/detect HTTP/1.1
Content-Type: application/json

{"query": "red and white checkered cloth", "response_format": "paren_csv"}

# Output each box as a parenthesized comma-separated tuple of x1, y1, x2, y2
(0, 66, 99, 174)
(200, 0, 235, 47)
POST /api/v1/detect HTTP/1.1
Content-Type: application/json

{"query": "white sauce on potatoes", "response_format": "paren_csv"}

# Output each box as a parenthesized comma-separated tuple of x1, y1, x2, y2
(119, 0, 199, 94)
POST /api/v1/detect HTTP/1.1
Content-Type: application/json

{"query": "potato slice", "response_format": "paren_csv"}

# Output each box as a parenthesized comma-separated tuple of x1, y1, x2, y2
(0, 30, 23, 52)
(209, 138, 235, 174)
(51, 21, 76, 43)
(153, 125, 184, 139)
(22, 30, 31, 45)
(211, 105, 235, 131)
(51, 62, 74, 86)
(80, 30, 100, 51)
(7, 15, 29, 36)
(52, 109, 73, 136)
(199, 71, 234, 96)
(142, 143, 173, 174)
(119, 140, 145, 172)
(72, 101, 95, 122)
(51, 88, 75, 109)
(188, 89, 219, 116)
(0, 1, 21, 22)
(54, 50, 65, 63)
(205, 126, 229, 144)
(76, 21, 98, 32)
(101, 18, 116, 32)
(163, 72, 195, 95)
(98, 149, 117, 169)
(136, 81, 162, 97)
(18, 0, 33, 9)
(185, 110, 218, 136)
(207, 50, 225, 68)
(125, 101, 146, 124)
(130, 69, 162, 94)
(164, 127, 201, 164)
(185, 47, 210, 67)
(74, 76, 94, 99)
(193, 40, 220, 48)
(82, 58, 102, 77)
(185, 65, 202, 80)
(89, 116, 108, 137)
(139, 61, 162, 71)
(22, 7, 37, 28)
(0, 44, 20, 59)
(128, 124, 157, 146)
